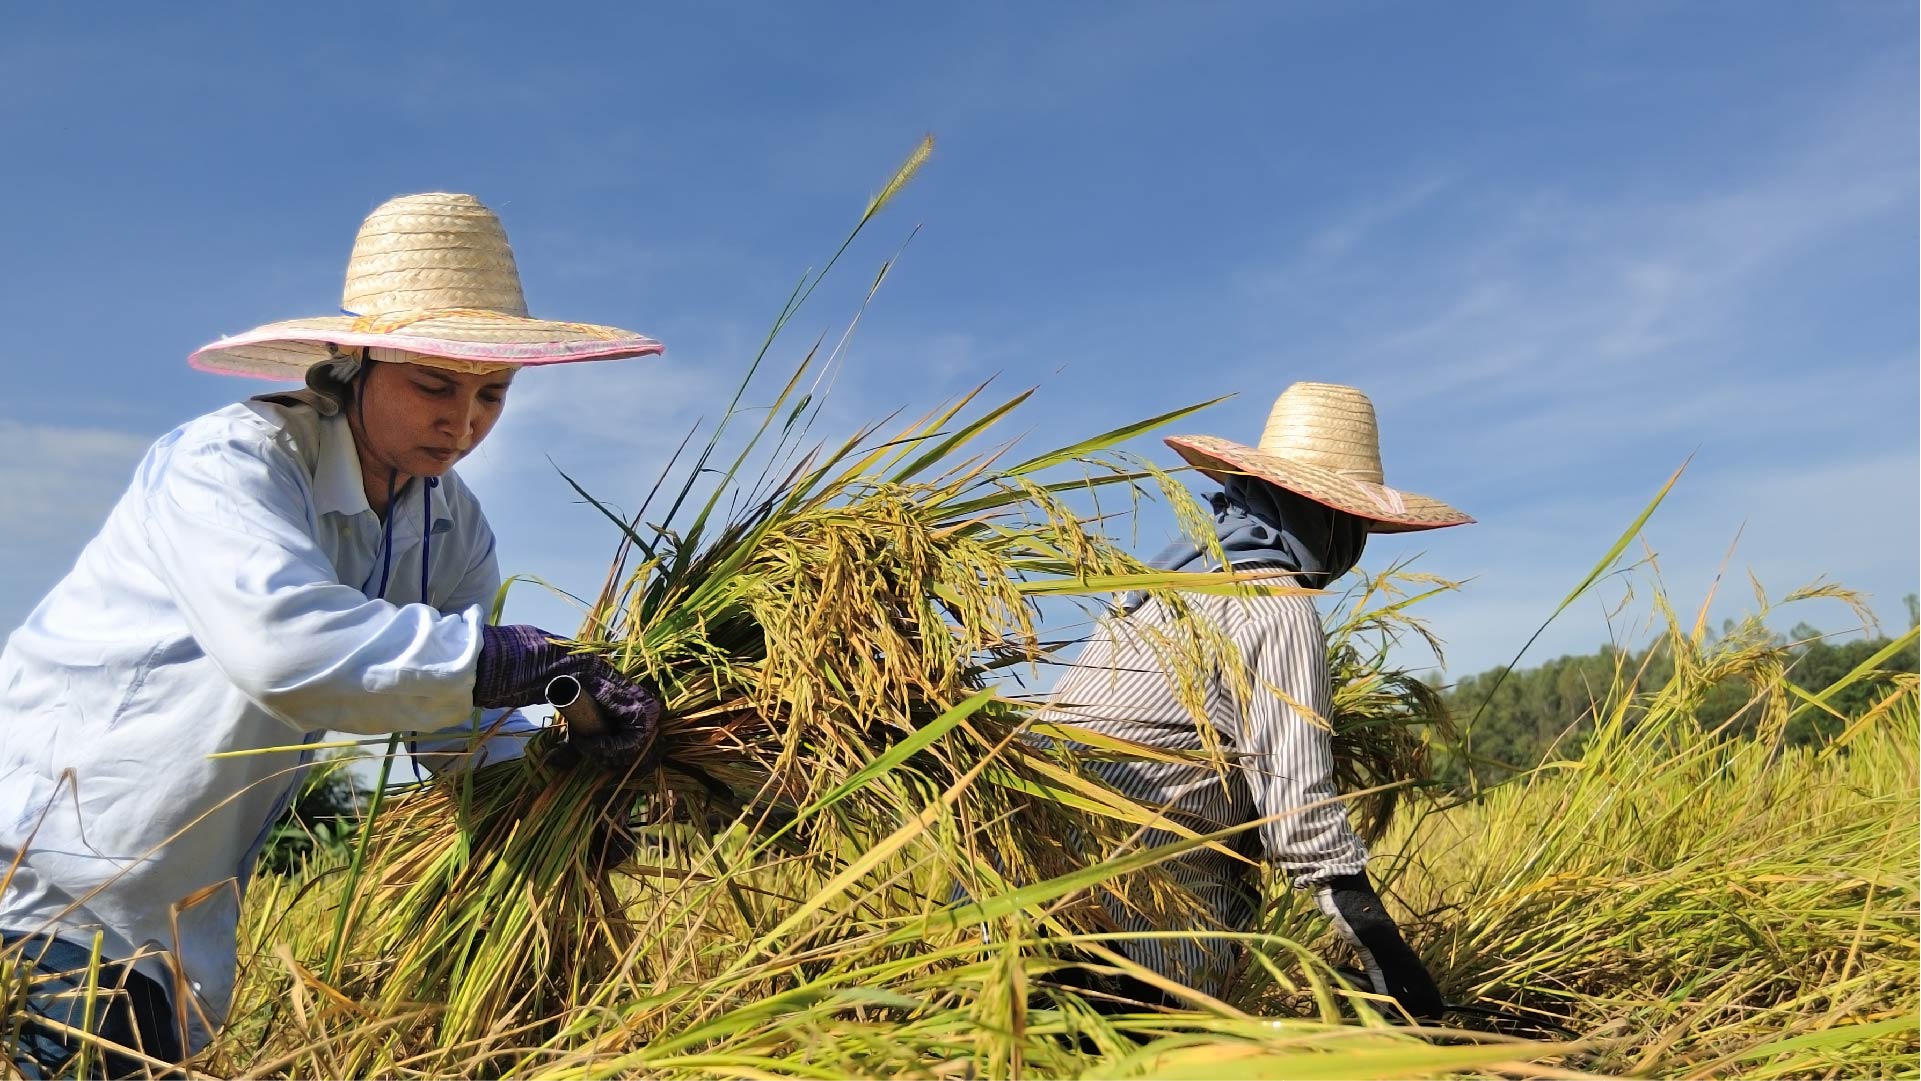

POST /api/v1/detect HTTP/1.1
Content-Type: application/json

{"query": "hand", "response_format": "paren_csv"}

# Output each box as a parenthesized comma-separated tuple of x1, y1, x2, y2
(1315, 873, 1445, 1021)
(475, 624, 662, 760)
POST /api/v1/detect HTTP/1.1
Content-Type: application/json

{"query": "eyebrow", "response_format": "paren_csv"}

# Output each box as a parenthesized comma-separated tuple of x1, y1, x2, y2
(412, 370, 512, 391)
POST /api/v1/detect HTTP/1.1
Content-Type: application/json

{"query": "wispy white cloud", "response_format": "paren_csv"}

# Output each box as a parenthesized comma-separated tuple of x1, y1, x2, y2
(1239, 175, 1459, 290)
(0, 422, 154, 617)
(0, 422, 152, 537)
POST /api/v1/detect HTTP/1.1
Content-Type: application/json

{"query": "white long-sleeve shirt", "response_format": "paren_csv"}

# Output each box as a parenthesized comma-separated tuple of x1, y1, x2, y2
(0, 391, 532, 1046)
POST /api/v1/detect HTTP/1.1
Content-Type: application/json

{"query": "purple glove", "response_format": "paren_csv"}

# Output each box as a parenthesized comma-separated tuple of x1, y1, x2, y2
(475, 624, 661, 759)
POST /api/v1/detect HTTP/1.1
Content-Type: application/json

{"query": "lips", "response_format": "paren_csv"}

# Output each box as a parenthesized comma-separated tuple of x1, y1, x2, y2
(422, 448, 459, 464)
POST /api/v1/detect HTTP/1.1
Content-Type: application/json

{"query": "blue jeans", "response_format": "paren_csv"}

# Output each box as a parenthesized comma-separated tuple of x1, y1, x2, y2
(2, 932, 182, 1079)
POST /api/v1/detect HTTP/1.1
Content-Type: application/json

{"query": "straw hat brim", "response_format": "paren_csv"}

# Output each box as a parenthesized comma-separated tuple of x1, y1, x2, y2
(1165, 434, 1473, 534)
(189, 312, 663, 381)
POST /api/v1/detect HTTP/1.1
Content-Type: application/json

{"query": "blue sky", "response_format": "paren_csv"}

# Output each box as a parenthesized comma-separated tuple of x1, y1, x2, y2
(2, 2, 1915, 682)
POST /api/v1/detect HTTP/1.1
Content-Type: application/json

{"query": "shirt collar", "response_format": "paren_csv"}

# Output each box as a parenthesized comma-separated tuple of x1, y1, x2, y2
(314, 413, 372, 518)
(313, 413, 455, 533)
(392, 469, 457, 542)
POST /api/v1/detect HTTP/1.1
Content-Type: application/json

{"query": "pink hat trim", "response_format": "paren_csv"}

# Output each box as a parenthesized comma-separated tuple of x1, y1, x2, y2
(189, 326, 664, 378)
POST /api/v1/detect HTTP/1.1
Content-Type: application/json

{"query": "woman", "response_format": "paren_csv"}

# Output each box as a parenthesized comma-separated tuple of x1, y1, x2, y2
(1039, 381, 1471, 1020)
(0, 193, 663, 1075)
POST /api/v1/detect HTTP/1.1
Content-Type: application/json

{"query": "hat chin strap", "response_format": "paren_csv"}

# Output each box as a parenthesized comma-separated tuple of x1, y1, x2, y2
(301, 347, 365, 416)
(1348, 480, 1407, 517)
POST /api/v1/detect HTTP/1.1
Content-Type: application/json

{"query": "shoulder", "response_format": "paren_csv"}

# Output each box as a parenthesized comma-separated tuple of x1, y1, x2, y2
(161, 399, 311, 459)
(137, 400, 315, 500)
(1228, 580, 1326, 642)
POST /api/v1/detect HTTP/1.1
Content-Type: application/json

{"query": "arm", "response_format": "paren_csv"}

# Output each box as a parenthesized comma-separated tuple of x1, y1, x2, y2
(138, 429, 482, 736)
(1233, 595, 1444, 1019)
(1231, 592, 1371, 886)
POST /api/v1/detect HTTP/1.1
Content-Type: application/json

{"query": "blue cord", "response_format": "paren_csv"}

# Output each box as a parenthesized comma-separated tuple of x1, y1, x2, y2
(421, 476, 438, 602)
(373, 475, 439, 603)
(374, 471, 397, 599)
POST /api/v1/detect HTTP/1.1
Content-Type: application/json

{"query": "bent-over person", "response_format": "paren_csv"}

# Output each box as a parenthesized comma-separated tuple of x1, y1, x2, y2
(1039, 381, 1471, 1020)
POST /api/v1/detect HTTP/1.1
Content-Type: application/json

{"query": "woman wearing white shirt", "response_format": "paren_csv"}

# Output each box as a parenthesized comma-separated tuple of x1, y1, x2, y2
(0, 193, 662, 1075)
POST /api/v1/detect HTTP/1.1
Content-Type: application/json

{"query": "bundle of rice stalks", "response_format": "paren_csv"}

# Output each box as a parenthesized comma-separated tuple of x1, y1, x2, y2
(339, 391, 1235, 1064)
(305, 141, 1256, 1067)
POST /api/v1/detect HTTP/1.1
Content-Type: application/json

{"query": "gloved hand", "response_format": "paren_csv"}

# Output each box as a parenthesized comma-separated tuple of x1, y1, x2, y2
(474, 624, 661, 760)
(1315, 873, 1445, 1021)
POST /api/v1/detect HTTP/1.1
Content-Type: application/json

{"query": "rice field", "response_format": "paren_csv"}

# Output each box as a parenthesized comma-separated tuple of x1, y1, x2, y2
(7, 140, 1915, 1080)
(188, 581, 1915, 1080)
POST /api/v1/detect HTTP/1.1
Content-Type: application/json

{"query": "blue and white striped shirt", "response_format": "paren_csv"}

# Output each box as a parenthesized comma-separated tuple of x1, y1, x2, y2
(1035, 572, 1368, 996)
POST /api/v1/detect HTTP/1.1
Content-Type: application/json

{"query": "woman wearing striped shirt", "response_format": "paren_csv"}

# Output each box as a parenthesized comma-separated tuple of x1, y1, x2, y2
(1039, 382, 1473, 1020)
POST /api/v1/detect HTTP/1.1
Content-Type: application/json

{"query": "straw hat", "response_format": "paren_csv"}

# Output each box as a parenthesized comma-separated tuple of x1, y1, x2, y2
(189, 192, 662, 379)
(1164, 382, 1472, 533)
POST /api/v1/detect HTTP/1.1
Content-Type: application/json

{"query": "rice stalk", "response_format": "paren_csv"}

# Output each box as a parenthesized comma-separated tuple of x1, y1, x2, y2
(1386, 577, 1920, 1078)
(262, 137, 1249, 1073)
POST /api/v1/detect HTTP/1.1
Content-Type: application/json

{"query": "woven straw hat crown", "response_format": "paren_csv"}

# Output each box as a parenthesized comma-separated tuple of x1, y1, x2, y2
(188, 192, 662, 380)
(341, 193, 530, 320)
(1256, 382, 1388, 484)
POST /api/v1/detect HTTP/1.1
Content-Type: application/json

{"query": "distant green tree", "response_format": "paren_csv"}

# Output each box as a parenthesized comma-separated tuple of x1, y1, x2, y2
(1434, 627, 1917, 788)
(1778, 633, 1920, 744)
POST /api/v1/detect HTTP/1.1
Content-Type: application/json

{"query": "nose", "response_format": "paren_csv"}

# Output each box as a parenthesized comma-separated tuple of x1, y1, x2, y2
(449, 393, 482, 450)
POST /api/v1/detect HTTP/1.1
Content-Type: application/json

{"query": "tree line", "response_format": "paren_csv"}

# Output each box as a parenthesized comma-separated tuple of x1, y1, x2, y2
(1434, 595, 1919, 788)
